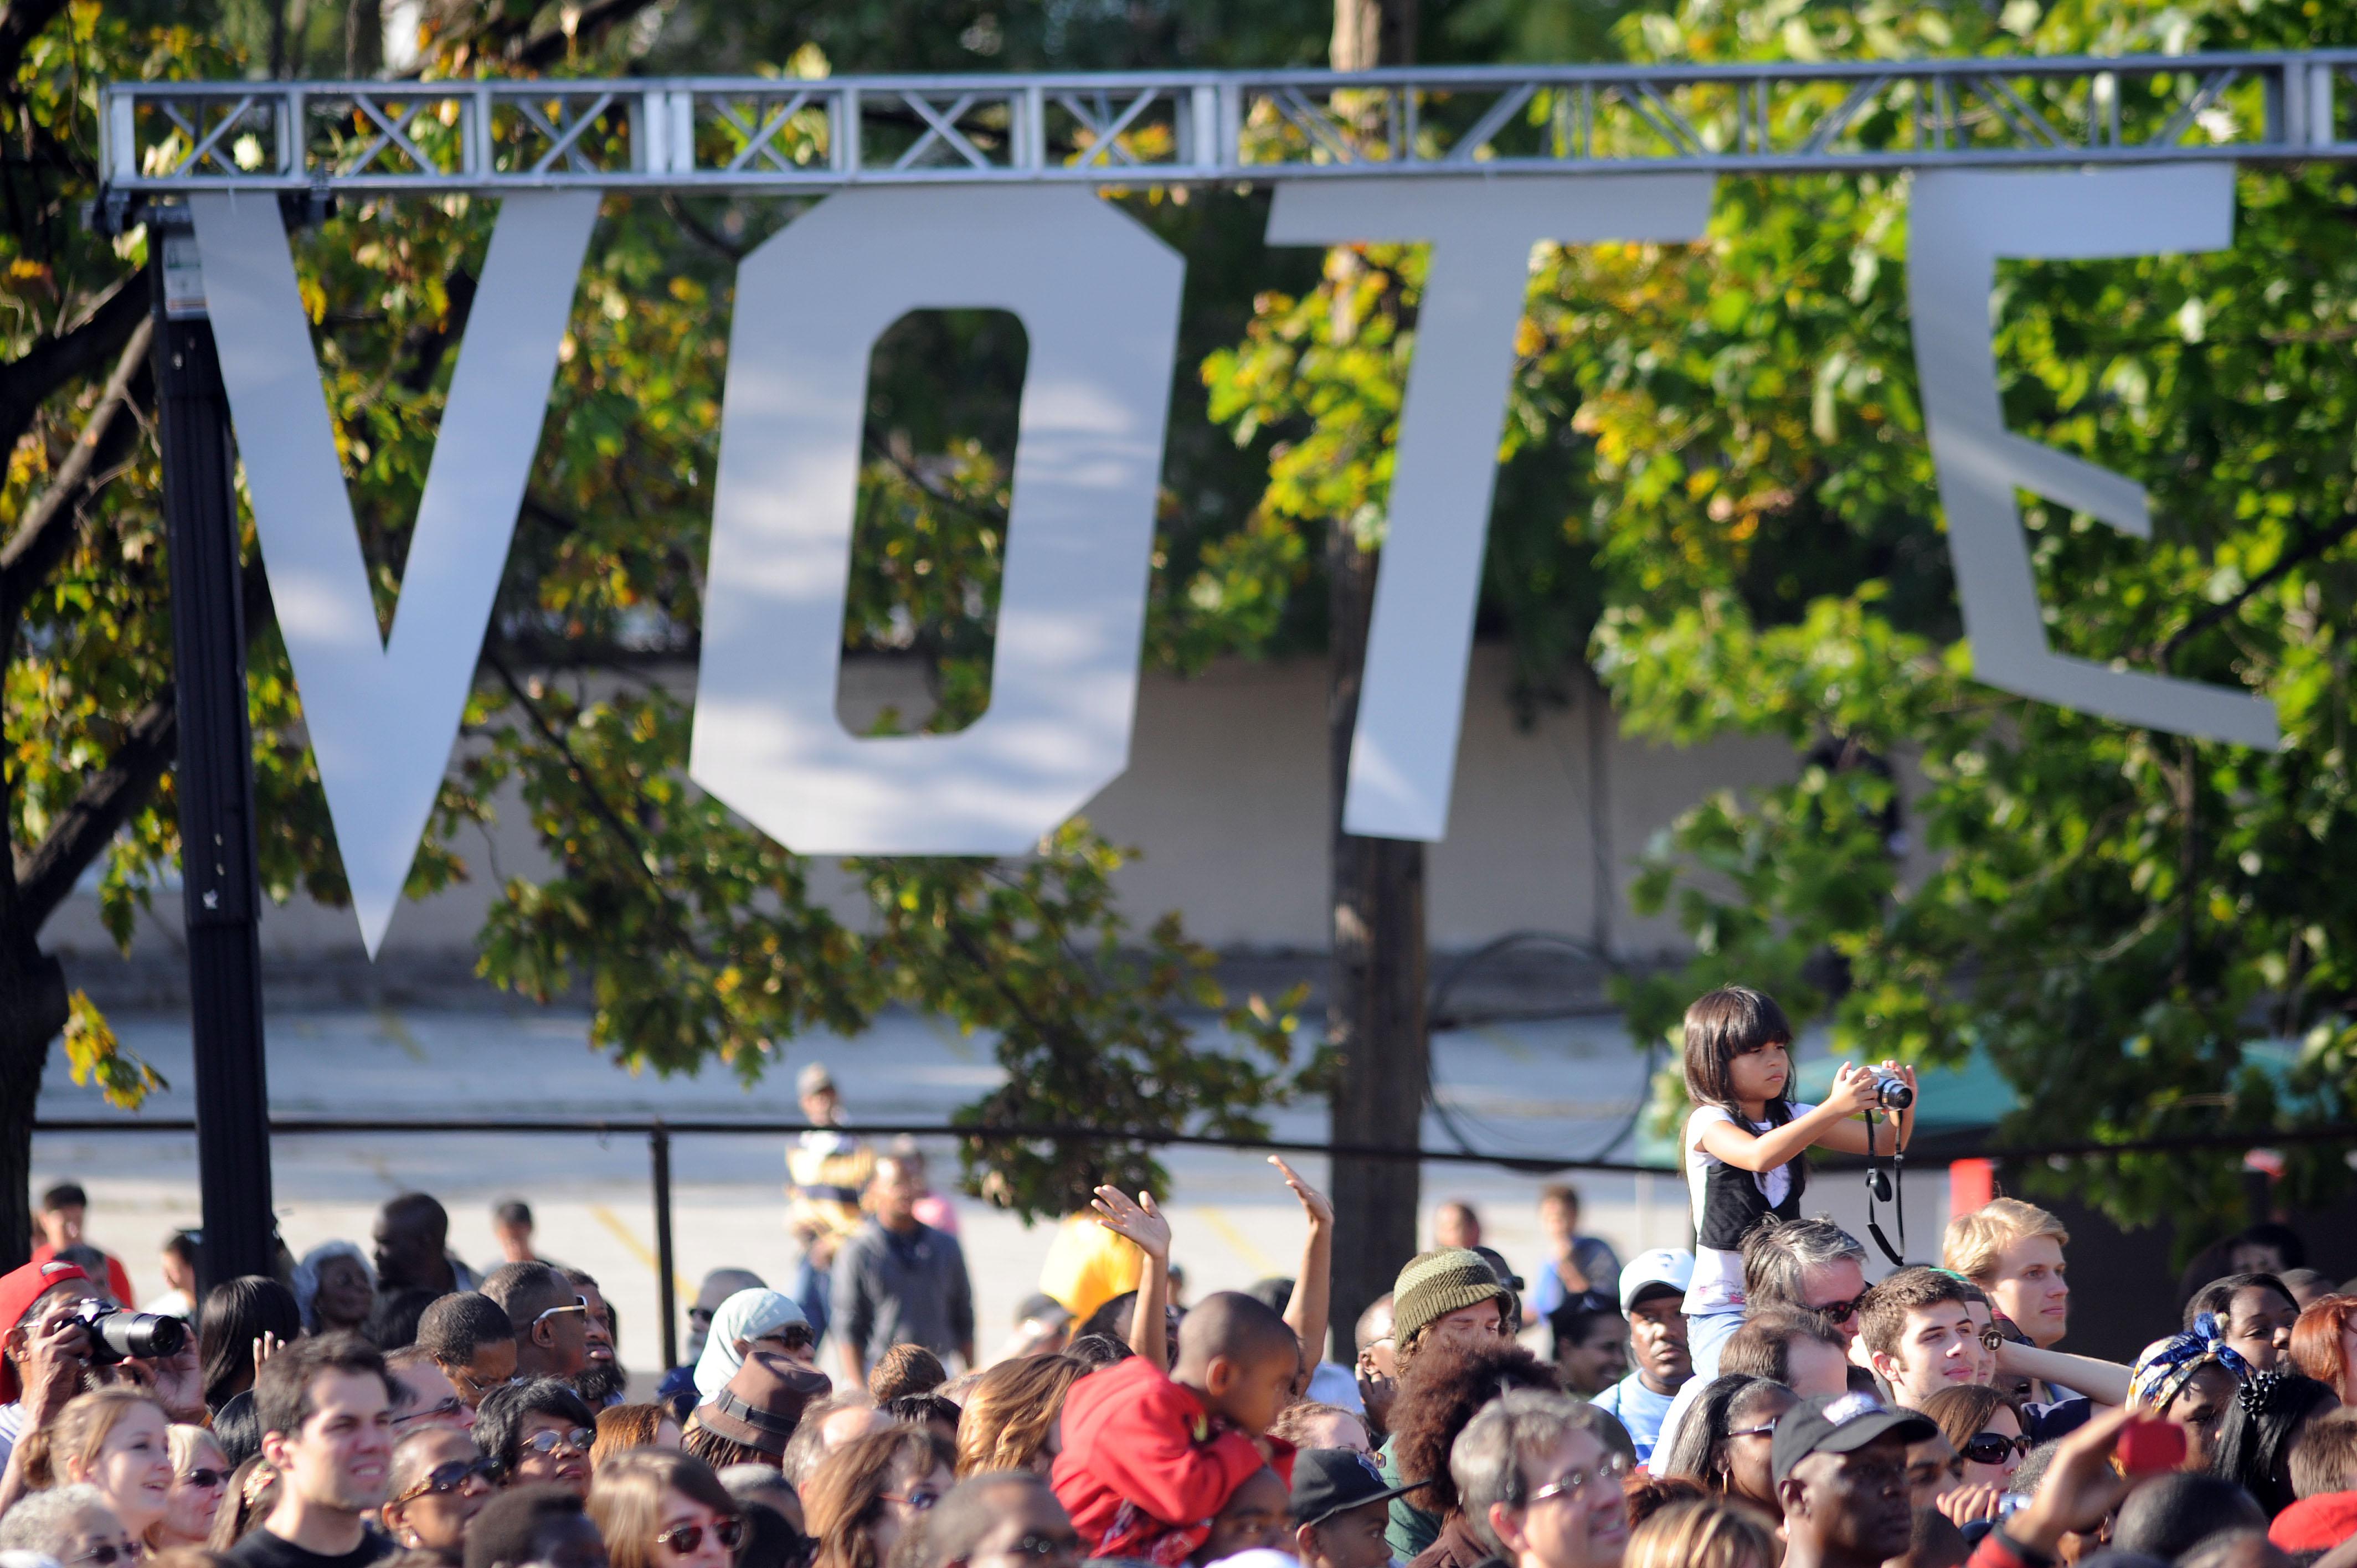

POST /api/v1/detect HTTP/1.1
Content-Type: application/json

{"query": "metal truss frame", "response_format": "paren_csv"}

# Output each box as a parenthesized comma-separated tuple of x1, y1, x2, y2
(101, 50, 2357, 195)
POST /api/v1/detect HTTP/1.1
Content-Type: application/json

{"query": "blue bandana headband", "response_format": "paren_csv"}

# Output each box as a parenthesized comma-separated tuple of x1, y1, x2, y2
(2129, 1313, 2253, 1414)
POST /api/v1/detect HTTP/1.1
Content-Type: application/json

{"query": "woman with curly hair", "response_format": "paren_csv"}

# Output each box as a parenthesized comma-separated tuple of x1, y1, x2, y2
(953, 1355, 1084, 1477)
(803, 1425, 953, 1568)
(1656, 1375, 1797, 1523)
(1374, 1337, 1561, 1566)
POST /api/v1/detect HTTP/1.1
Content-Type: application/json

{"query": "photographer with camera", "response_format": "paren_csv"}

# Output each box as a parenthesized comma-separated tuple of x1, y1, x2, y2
(0, 1258, 195, 1520)
(1677, 987, 1917, 1386)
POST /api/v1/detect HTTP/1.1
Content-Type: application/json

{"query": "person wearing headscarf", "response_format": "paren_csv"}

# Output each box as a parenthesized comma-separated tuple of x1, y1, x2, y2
(2130, 1313, 2253, 1469)
(291, 1242, 378, 1337)
(693, 1291, 812, 1400)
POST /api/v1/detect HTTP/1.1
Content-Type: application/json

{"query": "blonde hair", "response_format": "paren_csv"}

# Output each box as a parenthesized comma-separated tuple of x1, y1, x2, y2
(953, 1356, 1083, 1479)
(588, 1450, 740, 1568)
(1943, 1198, 2070, 1284)
(1624, 1498, 1779, 1568)
(167, 1425, 224, 1477)
(18, 1388, 166, 1492)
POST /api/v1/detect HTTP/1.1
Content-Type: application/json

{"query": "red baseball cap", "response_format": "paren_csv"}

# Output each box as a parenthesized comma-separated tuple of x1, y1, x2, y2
(2271, 1492, 2357, 1552)
(0, 1258, 92, 1404)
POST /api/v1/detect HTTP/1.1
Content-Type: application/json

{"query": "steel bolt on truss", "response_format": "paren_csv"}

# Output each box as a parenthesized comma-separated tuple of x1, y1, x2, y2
(100, 50, 2357, 197)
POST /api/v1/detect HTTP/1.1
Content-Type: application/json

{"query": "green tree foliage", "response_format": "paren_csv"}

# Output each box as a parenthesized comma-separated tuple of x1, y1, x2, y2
(1200, 0, 2357, 1235)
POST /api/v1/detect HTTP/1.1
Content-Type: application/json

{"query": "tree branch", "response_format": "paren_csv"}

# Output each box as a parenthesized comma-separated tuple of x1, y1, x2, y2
(0, 315, 155, 642)
(0, 0, 69, 91)
(11, 694, 176, 931)
(0, 274, 149, 470)
(2153, 510, 2357, 670)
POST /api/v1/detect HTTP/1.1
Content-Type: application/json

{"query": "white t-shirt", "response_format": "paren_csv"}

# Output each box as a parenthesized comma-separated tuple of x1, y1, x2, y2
(1683, 1101, 1816, 1314)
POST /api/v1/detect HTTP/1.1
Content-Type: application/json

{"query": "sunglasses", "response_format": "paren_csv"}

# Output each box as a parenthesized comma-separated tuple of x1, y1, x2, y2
(393, 1396, 468, 1428)
(1961, 1432, 2035, 1466)
(532, 1296, 591, 1328)
(179, 1468, 229, 1489)
(756, 1323, 816, 1353)
(74, 1544, 140, 1566)
(1816, 1294, 1869, 1325)
(519, 1427, 596, 1457)
(656, 1518, 745, 1554)
(394, 1456, 500, 1503)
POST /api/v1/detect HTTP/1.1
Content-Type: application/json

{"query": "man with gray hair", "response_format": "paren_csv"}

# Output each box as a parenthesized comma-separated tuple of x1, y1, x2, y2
(1450, 1390, 1630, 1568)
(0, 1484, 130, 1562)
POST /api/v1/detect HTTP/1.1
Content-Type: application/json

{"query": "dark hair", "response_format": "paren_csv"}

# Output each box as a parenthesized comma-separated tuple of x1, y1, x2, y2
(381, 1193, 451, 1244)
(1659, 1375, 1795, 1492)
(1387, 1337, 1562, 1519)
(868, 1344, 946, 1404)
(1921, 1384, 2028, 1461)
(419, 1292, 517, 1365)
(199, 1276, 303, 1410)
(39, 1183, 88, 1213)
(1077, 1291, 1138, 1346)
(466, 1484, 589, 1568)
(2239, 1225, 2309, 1273)
(1680, 986, 1796, 1119)
(1247, 1278, 1295, 1316)
(254, 1330, 396, 1441)
(2188, 1275, 2298, 1333)
(1063, 1334, 1130, 1371)
(1547, 1303, 1624, 1361)
(883, 1394, 960, 1432)
(211, 1391, 261, 1471)
(368, 1288, 443, 1352)
(685, 1419, 781, 1474)
(482, 1262, 573, 1337)
(2113, 1472, 2268, 1559)
(2212, 1373, 2340, 1516)
(163, 1231, 199, 1267)
(208, 1452, 277, 1549)
(1859, 1268, 1975, 1361)
(910, 1473, 1054, 1568)
(478, 1378, 598, 1479)
(494, 1200, 533, 1230)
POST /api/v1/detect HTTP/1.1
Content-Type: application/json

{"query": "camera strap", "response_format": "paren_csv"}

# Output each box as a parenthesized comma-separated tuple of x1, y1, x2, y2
(1863, 1110, 1908, 1268)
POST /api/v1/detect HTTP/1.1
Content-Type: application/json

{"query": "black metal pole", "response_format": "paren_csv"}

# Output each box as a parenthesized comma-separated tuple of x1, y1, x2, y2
(151, 219, 276, 1294)
(651, 1122, 678, 1370)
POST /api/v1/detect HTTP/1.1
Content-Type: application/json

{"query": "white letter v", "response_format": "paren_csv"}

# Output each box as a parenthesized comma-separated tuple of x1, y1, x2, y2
(191, 190, 599, 956)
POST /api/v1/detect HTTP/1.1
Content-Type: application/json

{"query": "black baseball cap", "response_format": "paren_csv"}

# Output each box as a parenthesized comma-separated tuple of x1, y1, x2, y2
(1770, 1392, 1938, 1487)
(1290, 1448, 1420, 1528)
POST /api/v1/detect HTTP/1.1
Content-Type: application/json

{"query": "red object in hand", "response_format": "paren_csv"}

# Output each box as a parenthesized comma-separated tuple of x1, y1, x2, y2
(2116, 1418, 2188, 1476)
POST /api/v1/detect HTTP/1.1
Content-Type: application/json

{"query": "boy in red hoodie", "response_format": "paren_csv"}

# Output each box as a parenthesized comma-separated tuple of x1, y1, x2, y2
(1053, 1292, 1304, 1566)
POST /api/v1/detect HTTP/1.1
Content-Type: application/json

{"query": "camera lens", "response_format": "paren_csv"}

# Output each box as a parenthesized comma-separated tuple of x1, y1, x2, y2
(87, 1306, 186, 1363)
(1874, 1075, 1915, 1110)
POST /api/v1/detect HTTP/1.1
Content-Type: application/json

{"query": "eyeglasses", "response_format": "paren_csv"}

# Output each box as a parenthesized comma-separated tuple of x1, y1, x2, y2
(1960, 1432, 2035, 1466)
(656, 1518, 746, 1554)
(1527, 1452, 1630, 1505)
(1816, 1294, 1869, 1325)
(179, 1468, 229, 1489)
(73, 1543, 141, 1566)
(393, 1396, 467, 1427)
(883, 1489, 944, 1513)
(532, 1295, 591, 1328)
(519, 1427, 596, 1457)
(393, 1457, 499, 1504)
(1726, 1422, 1780, 1441)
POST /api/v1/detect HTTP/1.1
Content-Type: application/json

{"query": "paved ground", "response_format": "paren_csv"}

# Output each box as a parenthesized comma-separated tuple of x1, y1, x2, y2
(31, 1004, 1948, 1374)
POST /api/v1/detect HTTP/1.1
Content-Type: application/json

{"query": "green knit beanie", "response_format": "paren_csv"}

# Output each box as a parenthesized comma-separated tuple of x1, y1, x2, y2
(1392, 1247, 1511, 1349)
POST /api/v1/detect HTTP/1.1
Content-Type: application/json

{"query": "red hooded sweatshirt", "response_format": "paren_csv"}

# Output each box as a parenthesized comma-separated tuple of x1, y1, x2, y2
(1051, 1356, 1295, 1566)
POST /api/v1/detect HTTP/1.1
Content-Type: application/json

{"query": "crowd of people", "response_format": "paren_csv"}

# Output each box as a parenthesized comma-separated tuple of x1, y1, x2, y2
(2, 987, 2356, 1568)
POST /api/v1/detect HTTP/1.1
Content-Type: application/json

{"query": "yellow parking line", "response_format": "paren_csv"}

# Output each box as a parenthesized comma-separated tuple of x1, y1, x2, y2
(590, 1204, 689, 1296)
(1188, 1206, 1276, 1277)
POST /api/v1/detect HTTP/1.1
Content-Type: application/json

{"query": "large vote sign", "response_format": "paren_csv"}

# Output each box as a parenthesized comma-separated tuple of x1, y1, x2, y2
(186, 163, 2278, 956)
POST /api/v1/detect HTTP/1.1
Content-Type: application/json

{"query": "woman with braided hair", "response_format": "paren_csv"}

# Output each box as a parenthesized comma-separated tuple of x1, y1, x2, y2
(2210, 1369, 2339, 1516)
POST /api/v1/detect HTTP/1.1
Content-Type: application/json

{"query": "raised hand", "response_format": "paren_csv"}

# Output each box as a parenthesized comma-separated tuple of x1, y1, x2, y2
(1092, 1185, 1171, 1261)
(1269, 1156, 1334, 1229)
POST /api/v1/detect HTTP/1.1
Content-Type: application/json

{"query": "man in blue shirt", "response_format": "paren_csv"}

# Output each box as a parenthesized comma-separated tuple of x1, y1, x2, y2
(1588, 1248, 1695, 1464)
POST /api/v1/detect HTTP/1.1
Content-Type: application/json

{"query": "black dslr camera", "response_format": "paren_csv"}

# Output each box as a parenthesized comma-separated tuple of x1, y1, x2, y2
(65, 1298, 187, 1364)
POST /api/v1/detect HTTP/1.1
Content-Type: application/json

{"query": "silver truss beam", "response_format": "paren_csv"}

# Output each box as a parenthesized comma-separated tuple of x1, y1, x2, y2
(101, 50, 2357, 195)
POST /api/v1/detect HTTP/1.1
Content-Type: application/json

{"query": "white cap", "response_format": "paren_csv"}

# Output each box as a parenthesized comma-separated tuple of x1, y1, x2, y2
(1619, 1247, 1696, 1311)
